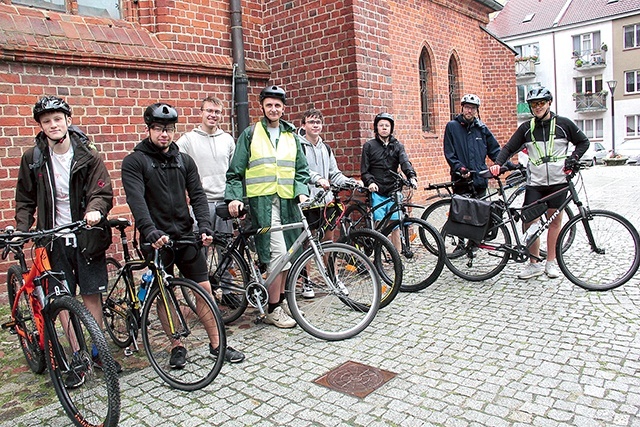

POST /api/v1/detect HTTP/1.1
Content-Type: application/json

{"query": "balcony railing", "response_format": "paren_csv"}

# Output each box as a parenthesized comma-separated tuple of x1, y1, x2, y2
(515, 58, 536, 77)
(573, 92, 608, 112)
(573, 50, 606, 70)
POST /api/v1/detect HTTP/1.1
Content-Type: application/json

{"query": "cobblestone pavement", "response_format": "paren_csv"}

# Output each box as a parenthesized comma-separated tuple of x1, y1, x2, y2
(3, 165, 640, 427)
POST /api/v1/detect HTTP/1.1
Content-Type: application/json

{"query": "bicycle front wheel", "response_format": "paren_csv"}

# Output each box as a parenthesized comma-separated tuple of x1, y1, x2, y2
(342, 203, 372, 236)
(557, 209, 640, 291)
(141, 278, 225, 390)
(207, 240, 249, 324)
(380, 218, 446, 292)
(102, 258, 134, 348)
(420, 198, 466, 257)
(7, 265, 46, 374)
(286, 243, 380, 341)
(338, 228, 402, 309)
(45, 295, 120, 427)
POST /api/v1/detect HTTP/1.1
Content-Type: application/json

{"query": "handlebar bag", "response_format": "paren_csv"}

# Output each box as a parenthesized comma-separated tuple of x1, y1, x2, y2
(444, 195, 492, 242)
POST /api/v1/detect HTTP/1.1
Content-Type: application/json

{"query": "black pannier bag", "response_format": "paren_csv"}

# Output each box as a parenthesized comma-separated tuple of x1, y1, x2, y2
(443, 195, 492, 242)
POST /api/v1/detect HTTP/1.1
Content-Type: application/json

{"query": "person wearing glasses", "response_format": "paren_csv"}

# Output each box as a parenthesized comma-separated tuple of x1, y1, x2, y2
(121, 102, 245, 367)
(490, 87, 589, 280)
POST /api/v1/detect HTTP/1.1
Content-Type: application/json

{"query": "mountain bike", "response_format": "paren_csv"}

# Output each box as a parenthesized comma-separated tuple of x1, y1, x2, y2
(1, 221, 120, 427)
(102, 218, 225, 391)
(443, 165, 640, 291)
(343, 171, 446, 292)
(207, 189, 381, 341)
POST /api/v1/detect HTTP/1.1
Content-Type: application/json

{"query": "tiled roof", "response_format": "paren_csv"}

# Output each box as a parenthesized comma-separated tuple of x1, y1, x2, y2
(487, 0, 640, 38)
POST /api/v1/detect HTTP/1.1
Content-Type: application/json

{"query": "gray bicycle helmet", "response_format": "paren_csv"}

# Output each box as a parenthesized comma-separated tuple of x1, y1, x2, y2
(461, 94, 481, 107)
(526, 87, 553, 103)
(259, 85, 287, 104)
(373, 112, 394, 134)
(143, 103, 178, 126)
(33, 95, 72, 122)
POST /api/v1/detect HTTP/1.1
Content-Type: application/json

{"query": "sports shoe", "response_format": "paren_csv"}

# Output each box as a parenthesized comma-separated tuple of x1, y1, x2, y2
(280, 299, 304, 318)
(336, 279, 349, 296)
(210, 344, 245, 363)
(302, 283, 315, 299)
(517, 262, 544, 280)
(92, 344, 123, 373)
(169, 345, 187, 369)
(264, 306, 296, 328)
(545, 259, 561, 279)
(64, 353, 88, 389)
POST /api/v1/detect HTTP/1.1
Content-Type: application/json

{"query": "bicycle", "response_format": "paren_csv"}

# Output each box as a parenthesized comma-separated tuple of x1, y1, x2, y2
(1, 221, 120, 427)
(102, 218, 226, 391)
(343, 171, 446, 292)
(207, 189, 381, 341)
(442, 165, 640, 291)
(421, 167, 576, 258)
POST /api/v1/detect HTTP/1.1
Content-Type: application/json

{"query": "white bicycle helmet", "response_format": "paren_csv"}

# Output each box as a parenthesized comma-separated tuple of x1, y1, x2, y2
(461, 94, 481, 107)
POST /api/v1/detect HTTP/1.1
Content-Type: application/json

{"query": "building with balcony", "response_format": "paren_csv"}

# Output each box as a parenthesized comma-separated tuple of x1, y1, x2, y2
(488, 0, 640, 152)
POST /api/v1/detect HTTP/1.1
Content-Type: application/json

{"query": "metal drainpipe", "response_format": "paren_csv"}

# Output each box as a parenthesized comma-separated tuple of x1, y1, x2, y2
(230, 0, 250, 137)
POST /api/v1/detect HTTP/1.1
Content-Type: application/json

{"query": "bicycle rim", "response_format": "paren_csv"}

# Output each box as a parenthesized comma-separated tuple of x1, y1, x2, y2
(339, 229, 402, 309)
(46, 296, 120, 427)
(420, 199, 452, 254)
(102, 258, 134, 348)
(141, 278, 225, 390)
(286, 243, 380, 341)
(557, 210, 640, 291)
(7, 265, 46, 374)
(208, 241, 249, 324)
(443, 213, 511, 281)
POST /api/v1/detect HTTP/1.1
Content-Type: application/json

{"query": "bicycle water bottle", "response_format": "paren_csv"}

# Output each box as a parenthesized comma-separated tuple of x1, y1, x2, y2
(137, 270, 153, 302)
(524, 222, 541, 244)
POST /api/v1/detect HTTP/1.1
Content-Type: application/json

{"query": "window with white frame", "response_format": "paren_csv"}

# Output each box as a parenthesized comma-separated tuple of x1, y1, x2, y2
(514, 43, 540, 62)
(12, 0, 121, 18)
(625, 70, 640, 94)
(572, 31, 601, 57)
(575, 119, 604, 139)
(627, 115, 640, 137)
(574, 75, 603, 94)
(624, 24, 640, 49)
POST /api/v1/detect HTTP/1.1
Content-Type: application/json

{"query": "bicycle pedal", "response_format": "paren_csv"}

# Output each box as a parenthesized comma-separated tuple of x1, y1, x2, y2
(1, 321, 16, 330)
(123, 347, 134, 357)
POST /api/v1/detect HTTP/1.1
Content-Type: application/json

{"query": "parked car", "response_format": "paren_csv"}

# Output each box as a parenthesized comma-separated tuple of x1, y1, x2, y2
(579, 142, 608, 166)
(616, 139, 640, 164)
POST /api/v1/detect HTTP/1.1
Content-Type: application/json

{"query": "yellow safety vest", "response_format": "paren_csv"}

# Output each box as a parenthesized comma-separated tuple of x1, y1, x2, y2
(245, 123, 297, 199)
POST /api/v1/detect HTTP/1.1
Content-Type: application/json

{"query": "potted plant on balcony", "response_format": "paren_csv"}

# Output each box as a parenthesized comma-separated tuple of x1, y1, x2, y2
(575, 58, 584, 67)
(601, 43, 608, 52)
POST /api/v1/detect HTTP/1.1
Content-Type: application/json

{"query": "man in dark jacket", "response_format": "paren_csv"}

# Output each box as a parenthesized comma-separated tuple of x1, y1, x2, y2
(121, 102, 245, 366)
(15, 95, 118, 387)
(443, 94, 501, 197)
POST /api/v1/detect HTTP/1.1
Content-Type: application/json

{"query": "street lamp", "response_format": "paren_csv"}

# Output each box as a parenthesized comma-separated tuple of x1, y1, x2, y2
(607, 80, 617, 156)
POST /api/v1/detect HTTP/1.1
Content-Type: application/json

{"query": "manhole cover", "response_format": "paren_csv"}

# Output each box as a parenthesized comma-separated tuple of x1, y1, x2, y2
(314, 360, 396, 398)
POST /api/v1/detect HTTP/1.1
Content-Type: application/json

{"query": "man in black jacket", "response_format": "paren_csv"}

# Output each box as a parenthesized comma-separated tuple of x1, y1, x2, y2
(121, 102, 244, 366)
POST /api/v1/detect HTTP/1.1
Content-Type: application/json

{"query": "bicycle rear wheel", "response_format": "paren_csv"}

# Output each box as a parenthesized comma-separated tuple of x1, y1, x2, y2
(443, 213, 512, 281)
(380, 217, 446, 292)
(141, 278, 225, 390)
(102, 258, 134, 348)
(338, 228, 402, 309)
(207, 240, 249, 324)
(557, 209, 640, 291)
(45, 296, 120, 427)
(286, 243, 380, 341)
(7, 265, 46, 374)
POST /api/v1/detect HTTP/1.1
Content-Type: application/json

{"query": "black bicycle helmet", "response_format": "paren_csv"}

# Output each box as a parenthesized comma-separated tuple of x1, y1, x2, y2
(526, 87, 553, 103)
(373, 112, 394, 134)
(143, 103, 178, 126)
(259, 85, 287, 104)
(33, 95, 72, 122)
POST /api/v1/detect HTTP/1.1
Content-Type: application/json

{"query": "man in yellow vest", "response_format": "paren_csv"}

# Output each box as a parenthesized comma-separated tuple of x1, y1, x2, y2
(225, 85, 310, 328)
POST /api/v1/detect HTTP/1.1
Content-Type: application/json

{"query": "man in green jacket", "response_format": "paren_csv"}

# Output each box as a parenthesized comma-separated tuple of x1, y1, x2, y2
(225, 85, 310, 328)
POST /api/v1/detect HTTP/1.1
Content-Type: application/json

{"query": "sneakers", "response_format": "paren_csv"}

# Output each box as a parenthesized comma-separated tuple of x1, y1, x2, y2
(280, 299, 303, 318)
(92, 355, 123, 373)
(210, 344, 245, 363)
(545, 259, 561, 279)
(336, 279, 349, 296)
(169, 345, 187, 369)
(64, 352, 88, 389)
(264, 306, 296, 328)
(302, 283, 315, 299)
(517, 262, 544, 280)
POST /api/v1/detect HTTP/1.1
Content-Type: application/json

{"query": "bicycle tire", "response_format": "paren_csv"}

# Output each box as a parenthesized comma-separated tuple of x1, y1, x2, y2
(141, 277, 225, 390)
(102, 258, 134, 348)
(443, 212, 512, 281)
(286, 242, 380, 341)
(342, 203, 372, 236)
(207, 239, 250, 324)
(556, 209, 640, 291)
(380, 217, 446, 292)
(338, 228, 402, 309)
(45, 295, 120, 427)
(7, 265, 46, 374)
(420, 198, 465, 257)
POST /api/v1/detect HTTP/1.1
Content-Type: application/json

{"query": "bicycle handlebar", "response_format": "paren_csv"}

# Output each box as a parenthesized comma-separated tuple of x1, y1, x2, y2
(0, 220, 88, 245)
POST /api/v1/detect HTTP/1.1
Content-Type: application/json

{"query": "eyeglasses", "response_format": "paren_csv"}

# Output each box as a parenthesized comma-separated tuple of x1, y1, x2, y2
(529, 100, 548, 108)
(149, 124, 176, 133)
(202, 109, 222, 115)
(305, 120, 323, 125)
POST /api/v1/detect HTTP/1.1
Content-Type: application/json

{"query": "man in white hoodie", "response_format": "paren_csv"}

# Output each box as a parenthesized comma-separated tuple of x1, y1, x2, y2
(177, 96, 235, 234)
